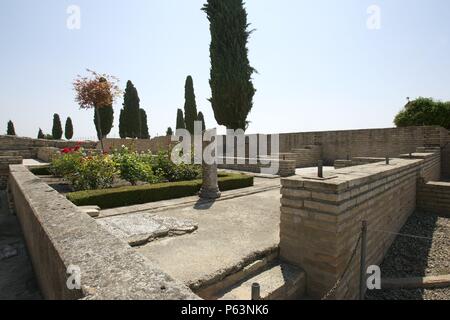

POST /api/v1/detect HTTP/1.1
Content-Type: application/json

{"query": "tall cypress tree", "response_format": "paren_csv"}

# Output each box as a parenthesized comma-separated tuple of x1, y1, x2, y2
(184, 75, 198, 134)
(52, 114, 63, 140)
(139, 109, 150, 139)
(7, 120, 16, 136)
(202, 0, 256, 130)
(119, 109, 126, 138)
(37, 128, 44, 139)
(65, 117, 74, 140)
(120, 81, 141, 138)
(176, 109, 185, 130)
(197, 111, 206, 131)
(94, 106, 114, 140)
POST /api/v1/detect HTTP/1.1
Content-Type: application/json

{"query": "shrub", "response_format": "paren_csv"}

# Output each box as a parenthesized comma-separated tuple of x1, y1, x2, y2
(151, 151, 201, 182)
(51, 150, 117, 191)
(394, 97, 450, 130)
(112, 148, 161, 185)
(67, 173, 253, 209)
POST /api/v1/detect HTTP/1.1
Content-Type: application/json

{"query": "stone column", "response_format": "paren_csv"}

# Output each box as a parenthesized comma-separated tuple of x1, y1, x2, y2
(199, 139, 221, 200)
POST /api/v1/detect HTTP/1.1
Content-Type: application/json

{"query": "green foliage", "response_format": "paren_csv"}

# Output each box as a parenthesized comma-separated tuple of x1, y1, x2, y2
(67, 173, 253, 209)
(166, 127, 174, 136)
(119, 109, 126, 138)
(197, 112, 206, 131)
(176, 108, 185, 130)
(112, 147, 160, 185)
(7, 120, 16, 136)
(202, 0, 256, 131)
(65, 117, 74, 140)
(51, 151, 117, 191)
(151, 151, 201, 182)
(94, 106, 114, 139)
(184, 76, 198, 134)
(37, 128, 45, 139)
(44, 134, 54, 140)
(119, 80, 141, 138)
(394, 97, 450, 130)
(52, 114, 63, 140)
(139, 109, 150, 139)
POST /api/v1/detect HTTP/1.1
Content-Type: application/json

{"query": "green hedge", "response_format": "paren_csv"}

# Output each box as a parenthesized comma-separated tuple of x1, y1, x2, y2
(67, 173, 253, 209)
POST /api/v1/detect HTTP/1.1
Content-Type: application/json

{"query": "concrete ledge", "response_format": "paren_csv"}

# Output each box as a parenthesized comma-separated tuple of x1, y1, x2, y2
(9, 164, 197, 300)
(382, 275, 450, 289)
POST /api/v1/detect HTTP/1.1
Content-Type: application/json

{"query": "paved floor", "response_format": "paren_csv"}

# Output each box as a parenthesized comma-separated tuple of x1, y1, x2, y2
(0, 191, 41, 300)
(135, 184, 281, 290)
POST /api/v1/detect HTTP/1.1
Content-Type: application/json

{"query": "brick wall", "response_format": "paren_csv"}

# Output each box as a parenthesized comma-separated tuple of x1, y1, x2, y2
(279, 126, 449, 165)
(279, 150, 441, 299)
(417, 181, 450, 217)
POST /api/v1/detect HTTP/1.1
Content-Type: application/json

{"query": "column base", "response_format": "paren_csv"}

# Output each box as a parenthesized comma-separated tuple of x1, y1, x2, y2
(198, 187, 221, 200)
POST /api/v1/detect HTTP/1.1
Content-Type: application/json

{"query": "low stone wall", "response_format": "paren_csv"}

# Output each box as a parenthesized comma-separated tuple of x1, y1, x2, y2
(279, 151, 441, 299)
(100, 136, 173, 154)
(37, 147, 60, 163)
(9, 165, 197, 300)
(218, 157, 296, 177)
(417, 181, 450, 217)
(0, 135, 96, 159)
(0, 156, 23, 189)
(334, 157, 385, 169)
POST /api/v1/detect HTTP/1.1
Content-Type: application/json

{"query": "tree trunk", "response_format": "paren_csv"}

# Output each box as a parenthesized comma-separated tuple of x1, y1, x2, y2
(95, 107, 104, 152)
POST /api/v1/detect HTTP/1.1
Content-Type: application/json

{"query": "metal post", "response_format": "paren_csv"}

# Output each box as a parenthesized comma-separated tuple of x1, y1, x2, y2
(251, 283, 260, 300)
(385, 156, 390, 165)
(318, 160, 324, 178)
(359, 220, 368, 300)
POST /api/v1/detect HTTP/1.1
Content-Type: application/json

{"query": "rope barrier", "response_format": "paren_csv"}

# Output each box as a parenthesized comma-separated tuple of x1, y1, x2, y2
(321, 232, 362, 300)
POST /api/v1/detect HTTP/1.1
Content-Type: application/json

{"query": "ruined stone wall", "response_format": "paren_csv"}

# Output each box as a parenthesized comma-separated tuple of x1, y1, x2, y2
(0, 156, 22, 189)
(279, 126, 448, 165)
(9, 165, 197, 300)
(37, 147, 60, 163)
(0, 135, 96, 159)
(279, 151, 441, 299)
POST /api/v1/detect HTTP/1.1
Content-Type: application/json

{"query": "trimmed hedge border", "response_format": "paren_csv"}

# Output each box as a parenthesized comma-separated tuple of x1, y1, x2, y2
(66, 173, 254, 209)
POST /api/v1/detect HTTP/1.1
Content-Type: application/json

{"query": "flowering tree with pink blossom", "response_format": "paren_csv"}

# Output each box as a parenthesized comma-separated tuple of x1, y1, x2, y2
(73, 69, 122, 150)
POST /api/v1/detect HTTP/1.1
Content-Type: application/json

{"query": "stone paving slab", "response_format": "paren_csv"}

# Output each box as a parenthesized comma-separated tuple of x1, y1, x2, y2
(97, 213, 198, 246)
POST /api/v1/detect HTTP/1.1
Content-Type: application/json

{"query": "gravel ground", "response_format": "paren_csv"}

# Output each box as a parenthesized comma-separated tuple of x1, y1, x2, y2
(367, 211, 450, 300)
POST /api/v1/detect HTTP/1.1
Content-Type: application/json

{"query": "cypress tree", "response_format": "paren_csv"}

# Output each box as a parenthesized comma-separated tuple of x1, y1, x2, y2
(94, 106, 114, 140)
(202, 0, 256, 130)
(184, 76, 198, 134)
(65, 117, 74, 140)
(119, 109, 126, 139)
(139, 109, 150, 139)
(7, 120, 16, 136)
(120, 80, 141, 138)
(37, 128, 45, 139)
(197, 111, 206, 131)
(166, 127, 173, 136)
(52, 114, 63, 140)
(176, 109, 185, 130)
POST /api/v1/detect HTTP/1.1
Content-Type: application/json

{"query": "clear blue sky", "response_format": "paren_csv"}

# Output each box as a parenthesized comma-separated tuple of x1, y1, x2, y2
(1, 0, 449, 140)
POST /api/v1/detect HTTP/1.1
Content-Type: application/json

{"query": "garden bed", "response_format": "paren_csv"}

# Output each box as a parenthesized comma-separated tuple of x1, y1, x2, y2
(66, 173, 253, 209)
